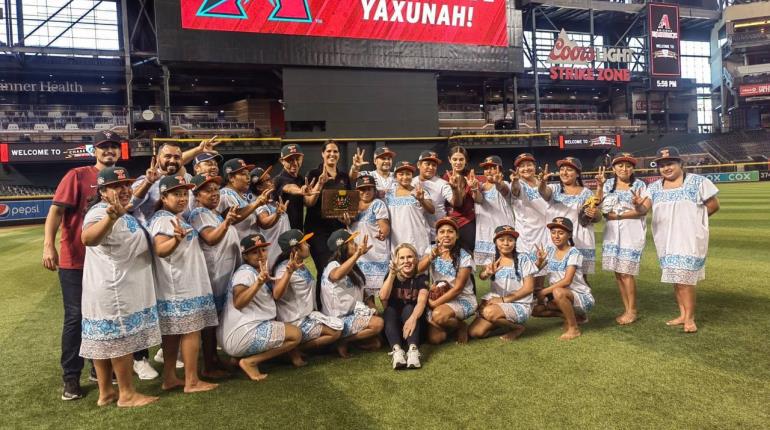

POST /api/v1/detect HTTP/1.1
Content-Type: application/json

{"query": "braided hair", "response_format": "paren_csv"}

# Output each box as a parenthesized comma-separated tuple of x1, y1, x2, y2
(328, 245, 366, 288)
(610, 173, 637, 193)
(490, 243, 521, 282)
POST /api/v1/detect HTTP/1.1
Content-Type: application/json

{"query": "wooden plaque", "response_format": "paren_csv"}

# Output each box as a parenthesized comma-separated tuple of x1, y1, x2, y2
(321, 189, 360, 219)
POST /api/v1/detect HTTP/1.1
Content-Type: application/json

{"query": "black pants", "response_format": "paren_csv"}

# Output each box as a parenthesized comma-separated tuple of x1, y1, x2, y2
(59, 269, 85, 382)
(458, 220, 476, 254)
(308, 231, 333, 309)
(383, 304, 421, 348)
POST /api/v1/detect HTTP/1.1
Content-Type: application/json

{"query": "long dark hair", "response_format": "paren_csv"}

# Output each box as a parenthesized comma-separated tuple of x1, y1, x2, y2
(272, 248, 292, 276)
(328, 245, 366, 288)
(491, 241, 521, 281)
(558, 170, 584, 193)
(86, 187, 106, 211)
(448, 145, 469, 175)
(610, 173, 637, 193)
(318, 140, 340, 171)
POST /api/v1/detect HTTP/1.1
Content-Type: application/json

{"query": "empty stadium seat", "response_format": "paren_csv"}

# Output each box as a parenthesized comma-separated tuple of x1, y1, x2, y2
(94, 123, 110, 130)
(65, 124, 79, 130)
(6, 124, 19, 131)
(33, 124, 49, 131)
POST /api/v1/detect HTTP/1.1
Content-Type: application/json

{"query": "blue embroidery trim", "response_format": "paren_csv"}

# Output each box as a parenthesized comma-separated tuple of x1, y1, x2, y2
(547, 247, 581, 272)
(82, 306, 159, 340)
(658, 254, 706, 271)
(552, 187, 592, 206)
(357, 261, 389, 275)
(602, 243, 642, 262)
(474, 240, 496, 254)
(521, 182, 541, 201)
(157, 294, 216, 318)
(385, 192, 419, 207)
(648, 175, 704, 205)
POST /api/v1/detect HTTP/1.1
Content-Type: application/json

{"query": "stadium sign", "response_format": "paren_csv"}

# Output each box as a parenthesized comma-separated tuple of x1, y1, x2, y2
(648, 3, 681, 78)
(183, 0, 508, 46)
(739, 84, 770, 97)
(702, 171, 759, 183)
(547, 30, 633, 82)
(558, 134, 621, 149)
(0, 143, 130, 163)
(0, 199, 52, 224)
(0, 81, 84, 93)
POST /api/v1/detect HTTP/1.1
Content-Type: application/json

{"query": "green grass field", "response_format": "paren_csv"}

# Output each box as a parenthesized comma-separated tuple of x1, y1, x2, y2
(1, 182, 768, 429)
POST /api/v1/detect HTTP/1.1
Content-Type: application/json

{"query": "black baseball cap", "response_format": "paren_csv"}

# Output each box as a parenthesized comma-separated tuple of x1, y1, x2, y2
(480, 155, 503, 168)
(240, 233, 271, 254)
(327, 229, 359, 252)
(193, 152, 222, 166)
(514, 153, 536, 167)
(93, 130, 122, 147)
(96, 166, 134, 186)
(494, 225, 520, 240)
(547, 217, 573, 233)
(250, 166, 272, 184)
(417, 150, 441, 164)
(159, 175, 195, 193)
(190, 174, 222, 191)
(280, 144, 304, 160)
(654, 146, 682, 163)
(557, 157, 583, 172)
(223, 158, 255, 180)
(356, 174, 376, 189)
(394, 161, 417, 174)
(374, 146, 396, 159)
(277, 229, 314, 253)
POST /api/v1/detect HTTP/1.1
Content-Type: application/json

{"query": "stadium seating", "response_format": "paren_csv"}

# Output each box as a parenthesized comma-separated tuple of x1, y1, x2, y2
(0, 184, 56, 197)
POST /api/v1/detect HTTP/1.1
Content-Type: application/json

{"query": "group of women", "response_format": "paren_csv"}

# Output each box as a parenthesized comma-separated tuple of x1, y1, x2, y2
(77, 142, 719, 408)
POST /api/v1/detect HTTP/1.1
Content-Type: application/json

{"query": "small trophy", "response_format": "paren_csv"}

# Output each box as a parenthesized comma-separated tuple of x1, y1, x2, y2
(321, 189, 360, 219)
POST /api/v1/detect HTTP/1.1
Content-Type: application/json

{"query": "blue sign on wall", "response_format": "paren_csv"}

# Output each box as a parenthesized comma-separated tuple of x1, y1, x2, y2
(0, 199, 52, 223)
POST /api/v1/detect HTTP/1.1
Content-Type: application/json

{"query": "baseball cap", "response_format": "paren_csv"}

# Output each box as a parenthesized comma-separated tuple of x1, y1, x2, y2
(356, 174, 376, 189)
(190, 174, 222, 192)
(240, 233, 271, 254)
(494, 225, 520, 240)
(223, 158, 255, 180)
(394, 161, 417, 174)
(547, 217, 573, 233)
(480, 155, 503, 168)
(611, 152, 637, 167)
(193, 152, 222, 166)
(96, 166, 134, 186)
(556, 157, 583, 172)
(514, 153, 536, 167)
(277, 229, 314, 253)
(417, 150, 442, 164)
(158, 175, 195, 193)
(249, 166, 272, 184)
(374, 146, 396, 159)
(653, 146, 682, 163)
(93, 130, 122, 147)
(435, 217, 458, 232)
(326, 229, 359, 252)
(280, 144, 304, 160)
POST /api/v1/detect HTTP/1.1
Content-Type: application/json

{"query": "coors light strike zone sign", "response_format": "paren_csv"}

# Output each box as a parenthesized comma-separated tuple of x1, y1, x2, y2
(548, 29, 633, 82)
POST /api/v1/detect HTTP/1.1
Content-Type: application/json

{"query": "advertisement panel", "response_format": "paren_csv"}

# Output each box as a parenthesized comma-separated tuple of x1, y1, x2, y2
(547, 29, 633, 82)
(739, 84, 770, 97)
(0, 199, 52, 224)
(182, 0, 508, 47)
(0, 143, 129, 163)
(702, 171, 759, 183)
(648, 3, 681, 78)
(558, 134, 621, 149)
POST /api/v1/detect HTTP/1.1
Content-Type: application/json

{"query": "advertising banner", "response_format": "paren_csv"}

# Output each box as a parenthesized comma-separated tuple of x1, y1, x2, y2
(648, 3, 681, 78)
(547, 29, 633, 82)
(558, 134, 621, 149)
(739, 84, 770, 97)
(759, 171, 770, 182)
(0, 199, 52, 224)
(702, 171, 759, 183)
(181, 0, 508, 47)
(0, 143, 129, 163)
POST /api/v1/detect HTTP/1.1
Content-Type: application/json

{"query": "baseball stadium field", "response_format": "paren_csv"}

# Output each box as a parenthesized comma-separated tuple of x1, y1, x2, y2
(1, 182, 768, 429)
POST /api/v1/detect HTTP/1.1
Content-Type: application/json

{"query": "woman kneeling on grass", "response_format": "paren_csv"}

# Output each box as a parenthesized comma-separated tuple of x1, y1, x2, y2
(320, 230, 385, 358)
(81, 167, 160, 407)
(534, 217, 595, 340)
(418, 217, 478, 345)
(379, 243, 429, 369)
(469, 225, 544, 341)
(218, 234, 302, 380)
(149, 175, 219, 393)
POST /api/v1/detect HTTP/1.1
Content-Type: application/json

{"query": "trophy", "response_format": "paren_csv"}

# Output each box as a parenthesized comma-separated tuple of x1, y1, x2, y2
(321, 189, 360, 219)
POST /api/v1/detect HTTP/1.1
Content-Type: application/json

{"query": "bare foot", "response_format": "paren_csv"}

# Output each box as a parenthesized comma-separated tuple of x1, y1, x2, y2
(559, 328, 582, 340)
(336, 343, 351, 359)
(239, 359, 268, 381)
(184, 380, 218, 393)
(288, 350, 307, 368)
(161, 377, 185, 391)
(97, 391, 118, 406)
(683, 321, 698, 333)
(117, 392, 159, 408)
(500, 325, 526, 341)
(456, 321, 469, 344)
(201, 368, 231, 379)
(617, 312, 637, 325)
(666, 316, 685, 326)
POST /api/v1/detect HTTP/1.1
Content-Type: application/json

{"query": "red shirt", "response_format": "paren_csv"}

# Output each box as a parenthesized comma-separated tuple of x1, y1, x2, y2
(52, 166, 98, 270)
(442, 171, 479, 227)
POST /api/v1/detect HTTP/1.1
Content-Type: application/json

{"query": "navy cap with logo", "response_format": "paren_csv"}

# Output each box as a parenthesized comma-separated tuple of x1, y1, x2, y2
(356, 174, 376, 189)
(240, 233, 271, 254)
(326, 229, 359, 252)
(417, 150, 442, 164)
(277, 229, 315, 253)
(193, 152, 222, 166)
(394, 161, 417, 174)
(159, 175, 195, 193)
(547, 216, 574, 233)
(280, 144, 304, 160)
(223, 158, 256, 180)
(654, 146, 682, 163)
(249, 166, 272, 185)
(374, 146, 396, 159)
(190, 174, 222, 191)
(514, 152, 536, 167)
(494, 224, 520, 240)
(96, 166, 134, 186)
(480, 155, 503, 168)
(557, 157, 583, 172)
(93, 130, 123, 147)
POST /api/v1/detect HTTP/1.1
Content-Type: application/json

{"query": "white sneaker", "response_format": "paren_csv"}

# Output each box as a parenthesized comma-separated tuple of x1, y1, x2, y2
(389, 347, 406, 370)
(406, 346, 421, 369)
(133, 358, 159, 380)
(153, 348, 184, 369)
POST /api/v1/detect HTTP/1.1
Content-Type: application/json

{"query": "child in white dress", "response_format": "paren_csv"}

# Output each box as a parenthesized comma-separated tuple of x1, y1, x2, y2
(473, 155, 514, 265)
(385, 161, 434, 258)
(351, 174, 391, 302)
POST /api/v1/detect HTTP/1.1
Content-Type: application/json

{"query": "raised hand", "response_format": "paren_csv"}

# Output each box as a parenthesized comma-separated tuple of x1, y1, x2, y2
(301, 178, 320, 196)
(595, 166, 606, 189)
(534, 244, 547, 267)
(286, 250, 305, 273)
(631, 189, 648, 207)
(351, 148, 368, 170)
(276, 197, 289, 215)
(198, 135, 221, 153)
(492, 170, 504, 185)
(223, 207, 239, 225)
(355, 234, 373, 257)
(466, 169, 479, 190)
(255, 185, 273, 206)
(145, 156, 161, 183)
(412, 182, 425, 201)
(318, 170, 330, 187)
(256, 260, 272, 284)
(171, 218, 191, 242)
(430, 246, 441, 260)
(509, 169, 520, 184)
(105, 188, 131, 220)
(448, 170, 464, 189)
(388, 260, 399, 276)
(537, 164, 552, 182)
(483, 257, 503, 278)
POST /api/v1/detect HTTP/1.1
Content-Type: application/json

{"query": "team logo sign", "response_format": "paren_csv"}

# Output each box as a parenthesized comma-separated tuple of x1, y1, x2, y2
(196, 0, 312, 22)
(0, 204, 9, 218)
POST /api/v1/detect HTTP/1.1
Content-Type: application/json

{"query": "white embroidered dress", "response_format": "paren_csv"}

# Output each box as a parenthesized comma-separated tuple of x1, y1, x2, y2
(512, 180, 549, 273)
(218, 187, 258, 240)
(385, 190, 431, 258)
(482, 254, 538, 323)
(80, 204, 161, 359)
(474, 182, 515, 265)
(255, 203, 291, 269)
(545, 184, 597, 273)
(600, 178, 649, 276)
(426, 247, 478, 320)
(351, 198, 391, 296)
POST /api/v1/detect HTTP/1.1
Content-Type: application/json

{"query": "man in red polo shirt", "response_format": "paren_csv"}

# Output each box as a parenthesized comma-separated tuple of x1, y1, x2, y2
(42, 130, 122, 400)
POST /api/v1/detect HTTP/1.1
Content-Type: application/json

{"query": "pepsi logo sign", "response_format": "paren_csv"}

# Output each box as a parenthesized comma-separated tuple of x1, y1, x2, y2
(0, 204, 9, 218)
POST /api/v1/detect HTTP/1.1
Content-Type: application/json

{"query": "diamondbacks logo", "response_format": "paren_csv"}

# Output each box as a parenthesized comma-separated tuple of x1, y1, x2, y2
(657, 14, 671, 31)
(196, 0, 313, 23)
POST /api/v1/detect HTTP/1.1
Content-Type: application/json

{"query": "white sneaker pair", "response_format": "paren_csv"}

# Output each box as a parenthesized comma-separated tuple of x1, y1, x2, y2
(389, 345, 421, 370)
(133, 358, 159, 380)
(153, 348, 184, 369)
